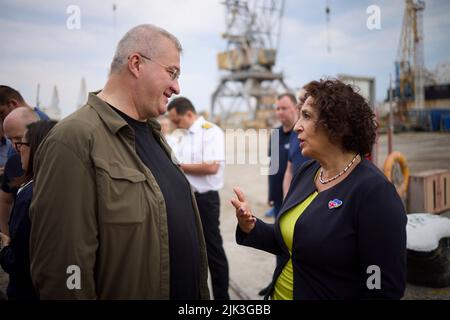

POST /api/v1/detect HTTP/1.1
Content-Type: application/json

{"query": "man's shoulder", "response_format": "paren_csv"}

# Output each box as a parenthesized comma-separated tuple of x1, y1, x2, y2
(43, 105, 104, 149)
(201, 120, 222, 131)
(201, 120, 223, 136)
(201, 121, 214, 130)
(57, 107, 94, 129)
(33, 107, 50, 120)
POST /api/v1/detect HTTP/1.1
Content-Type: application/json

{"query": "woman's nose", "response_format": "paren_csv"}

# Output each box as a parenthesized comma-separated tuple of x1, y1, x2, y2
(294, 119, 302, 132)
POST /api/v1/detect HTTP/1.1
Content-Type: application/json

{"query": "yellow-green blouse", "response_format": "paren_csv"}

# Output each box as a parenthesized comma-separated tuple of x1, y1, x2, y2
(272, 191, 318, 300)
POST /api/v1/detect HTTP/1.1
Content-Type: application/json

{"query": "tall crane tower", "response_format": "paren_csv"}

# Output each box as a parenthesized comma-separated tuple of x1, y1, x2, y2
(211, 0, 290, 123)
(395, 0, 425, 110)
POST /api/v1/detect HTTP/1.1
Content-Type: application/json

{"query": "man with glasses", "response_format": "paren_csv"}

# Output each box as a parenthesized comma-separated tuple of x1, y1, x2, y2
(0, 86, 49, 248)
(136, 52, 180, 81)
(29, 24, 210, 300)
(0, 108, 39, 249)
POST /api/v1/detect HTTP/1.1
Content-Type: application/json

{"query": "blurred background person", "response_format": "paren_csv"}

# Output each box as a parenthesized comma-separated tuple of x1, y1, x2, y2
(0, 86, 49, 246)
(0, 120, 57, 300)
(0, 124, 11, 184)
(282, 88, 309, 198)
(0, 85, 48, 123)
(0, 108, 39, 248)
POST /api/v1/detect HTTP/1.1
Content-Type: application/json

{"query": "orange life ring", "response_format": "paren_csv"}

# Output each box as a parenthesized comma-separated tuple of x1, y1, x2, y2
(383, 151, 409, 198)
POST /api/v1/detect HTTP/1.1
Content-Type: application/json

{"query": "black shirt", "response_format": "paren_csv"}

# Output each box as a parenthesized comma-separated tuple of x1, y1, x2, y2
(112, 106, 201, 299)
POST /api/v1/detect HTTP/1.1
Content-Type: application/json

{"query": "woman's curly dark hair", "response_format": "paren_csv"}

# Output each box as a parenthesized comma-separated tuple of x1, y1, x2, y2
(302, 79, 378, 155)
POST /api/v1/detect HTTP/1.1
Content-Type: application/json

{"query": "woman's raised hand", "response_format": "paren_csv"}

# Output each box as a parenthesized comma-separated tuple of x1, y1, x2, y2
(230, 187, 256, 234)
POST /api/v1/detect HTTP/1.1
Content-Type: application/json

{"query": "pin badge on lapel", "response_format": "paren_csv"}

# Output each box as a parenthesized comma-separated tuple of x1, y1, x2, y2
(328, 199, 343, 210)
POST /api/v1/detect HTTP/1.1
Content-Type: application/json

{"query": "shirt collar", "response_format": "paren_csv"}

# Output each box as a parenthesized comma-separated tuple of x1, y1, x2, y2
(188, 116, 205, 134)
(87, 91, 162, 135)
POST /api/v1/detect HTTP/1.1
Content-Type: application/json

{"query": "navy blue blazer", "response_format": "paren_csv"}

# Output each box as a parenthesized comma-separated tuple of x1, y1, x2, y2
(236, 159, 407, 300)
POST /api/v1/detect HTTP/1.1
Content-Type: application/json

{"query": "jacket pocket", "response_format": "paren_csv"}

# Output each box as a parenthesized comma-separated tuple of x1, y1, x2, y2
(93, 157, 148, 224)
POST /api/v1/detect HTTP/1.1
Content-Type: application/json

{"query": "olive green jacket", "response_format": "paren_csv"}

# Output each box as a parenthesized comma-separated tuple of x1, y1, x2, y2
(29, 92, 210, 299)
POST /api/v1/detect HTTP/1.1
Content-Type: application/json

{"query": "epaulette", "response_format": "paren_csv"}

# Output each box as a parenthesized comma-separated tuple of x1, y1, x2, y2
(201, 122, 213, 129)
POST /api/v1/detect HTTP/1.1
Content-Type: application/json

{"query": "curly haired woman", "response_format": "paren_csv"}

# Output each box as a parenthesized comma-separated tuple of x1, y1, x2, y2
(231, 79, 407, 300)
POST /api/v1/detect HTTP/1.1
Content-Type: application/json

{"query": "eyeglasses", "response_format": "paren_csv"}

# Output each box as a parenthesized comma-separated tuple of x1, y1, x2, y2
(133, 53, 180, 81)
(15, 141, 30, 150)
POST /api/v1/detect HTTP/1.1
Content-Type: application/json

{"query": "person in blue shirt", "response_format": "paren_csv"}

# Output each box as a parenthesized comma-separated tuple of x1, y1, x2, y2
(0, 125, 12, 184)
(266, 93, 299, 219)
(0, 86, 49, 123)
(0, 120, 57, 300)
(282, 88, 310, 197)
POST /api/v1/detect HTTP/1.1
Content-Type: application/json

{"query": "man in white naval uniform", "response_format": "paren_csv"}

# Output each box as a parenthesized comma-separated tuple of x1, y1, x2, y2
(168, 97, 229, 300)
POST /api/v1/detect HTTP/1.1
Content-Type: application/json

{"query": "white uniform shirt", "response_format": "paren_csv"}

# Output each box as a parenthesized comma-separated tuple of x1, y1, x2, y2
(176, 116, 225, 193)
(164, 134, 179, 154)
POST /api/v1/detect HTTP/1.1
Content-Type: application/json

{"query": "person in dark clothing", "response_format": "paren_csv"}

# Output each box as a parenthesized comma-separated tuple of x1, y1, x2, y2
(0, 120, 57, 300)
(231, 79, 407, 300)
(111, 105, 201, 299)
(267, 93, 298, 218)
(29, 25, 209, 299)
(282, 88, 309, 199)
(0, 125, 11, 184)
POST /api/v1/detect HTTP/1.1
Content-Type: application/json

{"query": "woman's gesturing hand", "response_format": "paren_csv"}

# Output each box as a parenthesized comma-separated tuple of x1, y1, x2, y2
(230, 187, 256, 234)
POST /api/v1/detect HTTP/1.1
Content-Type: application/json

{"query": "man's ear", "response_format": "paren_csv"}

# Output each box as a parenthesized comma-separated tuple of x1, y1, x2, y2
(8, 99, 20, 108)
(128, 54, 142, 78)
(186, 110, 195, 118)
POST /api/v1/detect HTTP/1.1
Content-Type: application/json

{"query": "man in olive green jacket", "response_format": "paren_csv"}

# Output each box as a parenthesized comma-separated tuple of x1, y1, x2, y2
(29, 24, 210, 299)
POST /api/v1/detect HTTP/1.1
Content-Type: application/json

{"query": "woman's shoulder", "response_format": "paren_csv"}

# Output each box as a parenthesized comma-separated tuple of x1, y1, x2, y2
(9, 182, 33, 231)
(356, 159, 391, 186)
(290, 159, 317, 182)
(351, 159, 402, 202)
(16, 181, 33, 202)
(294, 159, 319, 176)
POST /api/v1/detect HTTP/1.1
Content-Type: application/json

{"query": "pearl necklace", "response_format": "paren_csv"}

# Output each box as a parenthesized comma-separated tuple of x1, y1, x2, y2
(319, 154, 359, 184)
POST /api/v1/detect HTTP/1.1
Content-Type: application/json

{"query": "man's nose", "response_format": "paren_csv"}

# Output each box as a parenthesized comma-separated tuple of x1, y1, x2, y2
(171, 80, 180, 95)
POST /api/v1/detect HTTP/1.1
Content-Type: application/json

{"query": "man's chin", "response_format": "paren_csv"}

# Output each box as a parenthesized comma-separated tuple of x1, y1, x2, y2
(157, 104, 168, 115)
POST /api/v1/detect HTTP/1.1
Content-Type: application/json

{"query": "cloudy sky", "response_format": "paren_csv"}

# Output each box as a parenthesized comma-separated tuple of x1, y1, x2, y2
(0, 0, 449, 118)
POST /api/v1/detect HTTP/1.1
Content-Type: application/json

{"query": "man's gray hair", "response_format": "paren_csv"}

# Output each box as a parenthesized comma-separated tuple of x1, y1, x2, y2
(110, 24, 182, 74)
